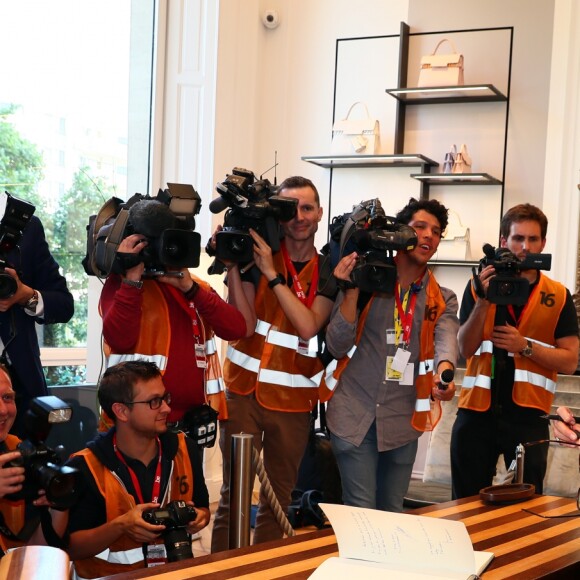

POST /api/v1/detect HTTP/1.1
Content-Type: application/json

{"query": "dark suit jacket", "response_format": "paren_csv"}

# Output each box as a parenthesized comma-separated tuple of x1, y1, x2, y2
(0, 216, 74, 410)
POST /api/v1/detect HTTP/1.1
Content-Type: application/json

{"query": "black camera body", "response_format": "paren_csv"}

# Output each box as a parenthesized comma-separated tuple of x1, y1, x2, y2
(83, 184, 202, 278)
(476, 243, 552, 306)
(208, 167, 297, 264)
(4, 396, 78, 509)
(329, 199, 417, 294)
(0, 192, 36, 299)
(142, 500, 197, 562)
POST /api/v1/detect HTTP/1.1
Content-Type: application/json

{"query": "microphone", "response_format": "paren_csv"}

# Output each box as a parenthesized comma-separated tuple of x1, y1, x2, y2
(482, 243, 496, 260)
(128, 200, 177, 238)
(209, 195, 230, 215)
(439, 368, 455, 391)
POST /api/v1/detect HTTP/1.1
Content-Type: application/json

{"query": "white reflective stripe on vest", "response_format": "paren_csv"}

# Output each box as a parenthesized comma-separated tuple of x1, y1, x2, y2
(324, 359, 339, 391)
(266, 330, 318, 357)
(206, 376, 225, 395)
(205, 338, 217, 356)
(514, 369, 557, 394)
(255, 319, 271, 336)
(418, 359, 434, 376)
(227, 345, 261, 374)
(415, 397, 431, 412)
(461, 373, 492, 390)
(475, 340, 493, 356)
(258, 367, 324, 389)
(107, 353, 168, 371)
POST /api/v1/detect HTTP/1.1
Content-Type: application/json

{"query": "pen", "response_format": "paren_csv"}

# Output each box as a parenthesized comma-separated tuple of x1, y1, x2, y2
(541, 414, 580, 423)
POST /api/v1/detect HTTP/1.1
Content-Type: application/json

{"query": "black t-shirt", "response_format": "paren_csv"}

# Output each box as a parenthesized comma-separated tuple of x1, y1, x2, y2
(460, 276, 579, 421)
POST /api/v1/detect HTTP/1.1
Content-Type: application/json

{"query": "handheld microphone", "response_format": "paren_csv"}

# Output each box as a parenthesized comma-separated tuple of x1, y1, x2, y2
(128, 200, 177, 238)
(439, 369, 455, 391)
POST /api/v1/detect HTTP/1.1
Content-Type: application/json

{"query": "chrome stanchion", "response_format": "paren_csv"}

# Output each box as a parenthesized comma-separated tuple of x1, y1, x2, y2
(515, 443, 525, 484)
(229, 433, 254, 549)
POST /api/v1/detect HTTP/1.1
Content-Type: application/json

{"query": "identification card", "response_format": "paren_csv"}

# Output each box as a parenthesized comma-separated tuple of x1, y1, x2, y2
(297, 337, 316, 356)
(195, 343, 207, 368)
(386, 329, 396, 345)
(400, 362, 414, 385)
(145, 543, 167, 567)
(386, 356, 402, 380)
(391, 347, 411, 373)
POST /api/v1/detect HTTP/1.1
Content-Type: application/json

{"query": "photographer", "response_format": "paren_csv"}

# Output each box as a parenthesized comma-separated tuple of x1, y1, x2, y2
(451, 204, 579, 499)
(325, 197, 458, 513)
(65, 360, 210, 578)
(0, 198, 74, 437)
(0, 364, 66, 555)
(553, 406, 580, 446)
(211, 176, 337, 552)
(99, 198, 252, 429)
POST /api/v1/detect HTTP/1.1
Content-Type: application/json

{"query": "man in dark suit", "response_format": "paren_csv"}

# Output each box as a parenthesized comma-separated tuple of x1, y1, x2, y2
(0, 209, 74, 436)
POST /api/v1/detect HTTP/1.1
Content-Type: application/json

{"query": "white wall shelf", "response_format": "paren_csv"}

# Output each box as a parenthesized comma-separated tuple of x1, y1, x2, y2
(301, 154, 438, 169)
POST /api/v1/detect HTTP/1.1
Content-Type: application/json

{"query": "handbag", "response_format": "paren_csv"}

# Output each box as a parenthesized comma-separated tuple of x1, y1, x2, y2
(418, 38, 464, 88)
(442, 144, 457, 173)
(435, 210, 471, 261)
(452, 143, 472, 173)
(331, 102, 380, 155)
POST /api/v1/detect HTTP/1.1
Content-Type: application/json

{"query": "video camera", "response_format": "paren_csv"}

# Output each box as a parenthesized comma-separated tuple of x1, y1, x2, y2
(473, 243, 552, 306)
(142, 500, 197, 562)
(83, 183, 202, 278)
(3, 396, 78, 510)
(329, 198, 417, 294)
(206, 167, 297, 266)
(0, 192, 35, 299)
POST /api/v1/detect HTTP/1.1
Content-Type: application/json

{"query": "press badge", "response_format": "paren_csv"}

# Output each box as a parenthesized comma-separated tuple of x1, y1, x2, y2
(386, 329, 396, 345)
(297, 336, 316, 356)
(391, 347, 411, 373)
(194, 343, 207, 368)
(145, 543, 167, 567)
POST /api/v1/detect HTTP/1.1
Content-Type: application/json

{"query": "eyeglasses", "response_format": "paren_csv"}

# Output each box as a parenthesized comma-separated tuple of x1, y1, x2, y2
(123, 392, 171, 410)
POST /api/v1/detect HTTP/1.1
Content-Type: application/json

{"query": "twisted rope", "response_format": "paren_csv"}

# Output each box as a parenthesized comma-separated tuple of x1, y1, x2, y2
(252, 446, 295, 537)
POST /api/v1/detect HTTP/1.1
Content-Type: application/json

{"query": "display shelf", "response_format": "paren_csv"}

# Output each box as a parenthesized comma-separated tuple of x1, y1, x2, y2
(410, 173, 502, 185)
(301, 154, 438, 169)
(385, 84, 507, 105)
(428, 259, 479, 268)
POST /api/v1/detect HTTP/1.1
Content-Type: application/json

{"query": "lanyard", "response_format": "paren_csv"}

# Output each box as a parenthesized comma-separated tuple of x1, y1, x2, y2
(281, 242, 319, 308)
(394, 277, 423, 347)
(114, 434, 162, 504)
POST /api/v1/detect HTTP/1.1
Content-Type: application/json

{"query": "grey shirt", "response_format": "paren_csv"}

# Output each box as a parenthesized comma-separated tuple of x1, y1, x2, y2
(325, 272, 459, 451)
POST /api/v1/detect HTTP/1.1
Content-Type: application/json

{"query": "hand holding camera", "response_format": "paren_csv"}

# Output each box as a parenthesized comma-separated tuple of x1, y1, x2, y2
(0, 450, 25, 498)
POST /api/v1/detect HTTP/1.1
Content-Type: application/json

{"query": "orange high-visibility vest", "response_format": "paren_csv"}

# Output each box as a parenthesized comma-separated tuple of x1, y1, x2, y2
(0, 435, 25, 553)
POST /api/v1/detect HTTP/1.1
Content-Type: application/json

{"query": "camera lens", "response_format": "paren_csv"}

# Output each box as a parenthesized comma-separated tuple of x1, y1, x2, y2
(38, 463, 77, 503)
(163, 527, 194, 562)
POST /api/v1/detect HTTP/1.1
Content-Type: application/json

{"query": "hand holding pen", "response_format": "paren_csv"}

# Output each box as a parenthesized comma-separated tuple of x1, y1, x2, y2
(542, 407, 580, 446)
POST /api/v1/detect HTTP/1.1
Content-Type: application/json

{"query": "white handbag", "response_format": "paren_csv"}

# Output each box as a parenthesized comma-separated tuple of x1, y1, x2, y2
(331, 102, 380, 155)
(451, 143, 472, 173)
(435, 211, 471, 261)
(442, 144, 457, 173)
(418, 38, 464, 88)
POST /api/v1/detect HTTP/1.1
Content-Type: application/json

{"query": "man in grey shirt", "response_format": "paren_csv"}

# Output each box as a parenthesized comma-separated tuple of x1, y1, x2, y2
(326, 197, 459, 512)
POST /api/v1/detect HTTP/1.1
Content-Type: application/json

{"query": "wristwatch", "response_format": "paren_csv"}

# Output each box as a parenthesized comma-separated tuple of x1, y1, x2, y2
(24, 289, 39, 314)
(122, 278, 143, 289)
(520, 339, 533, 357)
(268, 273, 286, 289)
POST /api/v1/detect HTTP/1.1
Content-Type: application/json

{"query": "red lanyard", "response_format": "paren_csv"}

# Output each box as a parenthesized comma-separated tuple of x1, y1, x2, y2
(114, 434, 162, 504)
(281, 242, 319, 308)
(394, 276, 424, 347)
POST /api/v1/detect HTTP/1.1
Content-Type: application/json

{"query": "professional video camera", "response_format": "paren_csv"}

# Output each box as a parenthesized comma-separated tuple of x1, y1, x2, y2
(473, 243, 552, 306)
(3, 396, 78, 509)
(142, 500, 198, 562)
(207, 167, 298, 265)
(0, 192, 35, 299)
(83, 183, 202, 278)
(329, 198, 418, 294)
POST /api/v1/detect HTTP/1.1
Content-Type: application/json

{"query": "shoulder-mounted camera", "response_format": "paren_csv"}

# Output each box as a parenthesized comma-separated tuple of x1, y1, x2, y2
(82, 183, 202, 278)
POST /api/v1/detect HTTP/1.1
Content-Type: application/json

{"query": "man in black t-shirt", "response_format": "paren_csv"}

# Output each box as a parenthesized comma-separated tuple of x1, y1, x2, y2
(450, 204, 579, 498)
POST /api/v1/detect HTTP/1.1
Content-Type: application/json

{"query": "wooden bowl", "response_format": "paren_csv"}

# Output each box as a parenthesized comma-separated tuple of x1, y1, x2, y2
(479, 483, 536, 504)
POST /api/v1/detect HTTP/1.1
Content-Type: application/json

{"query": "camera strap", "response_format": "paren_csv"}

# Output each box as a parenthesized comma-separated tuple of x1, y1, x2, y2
(281, 242, 319, 308)
(113, 434, 162, 504)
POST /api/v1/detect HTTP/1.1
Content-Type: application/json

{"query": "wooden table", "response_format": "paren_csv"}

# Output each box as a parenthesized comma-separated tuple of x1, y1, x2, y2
(101, 494, 580, 580)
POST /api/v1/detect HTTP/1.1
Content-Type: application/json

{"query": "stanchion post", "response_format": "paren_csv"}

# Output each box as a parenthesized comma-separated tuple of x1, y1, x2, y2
(229, 433, 254, 549)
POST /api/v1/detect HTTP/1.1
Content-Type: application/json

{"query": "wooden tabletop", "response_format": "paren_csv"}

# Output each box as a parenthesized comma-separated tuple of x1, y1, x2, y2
(101, 494, 580, 580)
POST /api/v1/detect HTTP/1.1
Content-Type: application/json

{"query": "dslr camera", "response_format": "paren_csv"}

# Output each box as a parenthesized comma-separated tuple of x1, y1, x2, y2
(329, 198, 417, 294)
(207, 167, 298, 265)
(0, 192, 36, 299)
(83, 183, 202, 278)
(474, 243, 552, 306)
(3, 396, 78, 510)
(142, 500, 197, 562)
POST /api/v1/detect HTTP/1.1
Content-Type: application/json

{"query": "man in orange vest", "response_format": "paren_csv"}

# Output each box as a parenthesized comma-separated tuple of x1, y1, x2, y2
(211, 176, 337, 551)
(451, 204, 579, 498)
(325, 197, 458, 513)
(64, 360, 210, 578)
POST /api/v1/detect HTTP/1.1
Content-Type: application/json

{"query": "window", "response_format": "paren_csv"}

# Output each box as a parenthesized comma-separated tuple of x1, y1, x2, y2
(0, 0, 156, 385)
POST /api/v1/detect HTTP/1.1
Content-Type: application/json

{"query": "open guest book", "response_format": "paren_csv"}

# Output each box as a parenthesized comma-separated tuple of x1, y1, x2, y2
(309, 503, 494, 580)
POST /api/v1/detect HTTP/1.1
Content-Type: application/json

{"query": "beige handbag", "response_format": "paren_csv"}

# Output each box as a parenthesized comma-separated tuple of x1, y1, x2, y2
(451, 144, 472, 173)
(418, 38, 464, 88)
(331, 102, 380, 155)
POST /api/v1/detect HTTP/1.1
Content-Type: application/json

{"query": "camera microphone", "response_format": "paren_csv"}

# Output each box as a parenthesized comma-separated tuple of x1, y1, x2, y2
(482, 243, 496, 260)
(209, 195, 230, 215)
(439, 368, 455, 390)
(128, 200, 177, 238)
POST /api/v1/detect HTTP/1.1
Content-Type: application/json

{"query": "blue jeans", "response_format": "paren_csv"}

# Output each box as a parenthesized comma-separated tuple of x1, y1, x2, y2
(330, 422, 418, 512)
